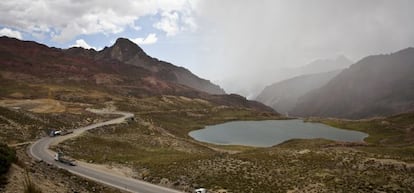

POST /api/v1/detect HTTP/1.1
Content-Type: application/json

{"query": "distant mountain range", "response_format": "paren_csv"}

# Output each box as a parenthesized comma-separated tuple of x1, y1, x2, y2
(256, 70, 342, 114)
(256, 56, 352, 114)
(292, 48, 414, 119)
(294, 55, 352, 75)
(271, 55, 352, 84)
(257, 48, 414, 119)
(0, 36, 273, 112)
(4, 36, 412, 119)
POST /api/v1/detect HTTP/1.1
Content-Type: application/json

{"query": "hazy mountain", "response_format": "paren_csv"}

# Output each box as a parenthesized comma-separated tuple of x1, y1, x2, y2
(272, 56, 353, 84)
(0, 36, 273, 112)
(293, 48, 414, 119)
(296, 55, 352, 75)
(256, 70, 342, 114)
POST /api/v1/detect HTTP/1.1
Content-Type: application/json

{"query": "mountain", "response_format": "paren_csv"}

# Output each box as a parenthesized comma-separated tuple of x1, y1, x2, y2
(0, 36, 224, 95)
(256, 70, 342, 114)
(271, 56, 353, 84)
(293, 48, 414, 119)
(0, 36, 273, 112)
(295, 55, 352, 75)
(96, 38, 225, 95)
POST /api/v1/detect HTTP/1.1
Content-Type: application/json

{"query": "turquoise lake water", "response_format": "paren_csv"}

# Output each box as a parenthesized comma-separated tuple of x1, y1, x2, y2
(189, 119, 368, 147)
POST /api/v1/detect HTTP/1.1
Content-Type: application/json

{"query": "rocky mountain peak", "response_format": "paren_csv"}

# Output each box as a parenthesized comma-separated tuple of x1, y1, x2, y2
(113, 38, 142, 51)
(93, 37, 226, 95)
(107, 38, 148, 62)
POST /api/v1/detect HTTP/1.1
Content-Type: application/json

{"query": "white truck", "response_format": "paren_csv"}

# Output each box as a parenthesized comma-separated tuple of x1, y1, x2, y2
(49, 130, 61, 137)
(54, 152, 76, 166)
(49, 129, 73, 137)
(195, 188, 207, 193)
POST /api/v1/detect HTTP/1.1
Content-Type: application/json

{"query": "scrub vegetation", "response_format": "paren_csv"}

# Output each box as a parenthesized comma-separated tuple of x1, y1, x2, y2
(59, 96, 414, 192)
(0, 143, 16, 189)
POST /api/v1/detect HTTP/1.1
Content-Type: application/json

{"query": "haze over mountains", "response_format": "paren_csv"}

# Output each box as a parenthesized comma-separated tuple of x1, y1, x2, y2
(224, 56, 353, 99)
(256, 56, 352, 113)
(276, 56, 352, 83)
(293, 48, 414, 119)
(256, 70, 342, 115)
(257, 47, 414, 119)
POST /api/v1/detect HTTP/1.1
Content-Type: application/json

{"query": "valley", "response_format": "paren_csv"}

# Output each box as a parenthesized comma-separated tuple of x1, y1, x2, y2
(2, 1, 414, 193)
(0, 37, 413, 193)
(56, 109, 414, 193)
(2, 95, 413, 193)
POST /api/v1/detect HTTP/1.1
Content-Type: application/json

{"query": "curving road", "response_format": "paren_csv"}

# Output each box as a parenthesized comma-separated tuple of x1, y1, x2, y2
(29, 110, 183, 193)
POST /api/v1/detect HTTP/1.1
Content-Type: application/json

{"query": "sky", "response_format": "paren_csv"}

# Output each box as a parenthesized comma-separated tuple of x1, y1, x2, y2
(1, 0, 414, 98)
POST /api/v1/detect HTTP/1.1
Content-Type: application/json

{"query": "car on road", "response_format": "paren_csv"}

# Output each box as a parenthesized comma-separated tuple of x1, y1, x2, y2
(195, 188, 207, 193)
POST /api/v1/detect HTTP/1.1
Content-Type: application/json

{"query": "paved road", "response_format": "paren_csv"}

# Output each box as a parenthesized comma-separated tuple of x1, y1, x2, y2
(29, 111, 183, 193)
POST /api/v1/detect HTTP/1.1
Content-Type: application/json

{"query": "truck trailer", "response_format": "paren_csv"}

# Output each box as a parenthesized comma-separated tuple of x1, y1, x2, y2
(54, 152, 76, 166)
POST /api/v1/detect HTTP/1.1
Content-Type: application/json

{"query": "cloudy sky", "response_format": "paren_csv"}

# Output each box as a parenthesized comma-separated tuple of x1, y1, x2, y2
(1, 0, 414, 97)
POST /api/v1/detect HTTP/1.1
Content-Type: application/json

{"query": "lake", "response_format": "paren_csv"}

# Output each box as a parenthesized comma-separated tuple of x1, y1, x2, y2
(189, 119, 368, 147)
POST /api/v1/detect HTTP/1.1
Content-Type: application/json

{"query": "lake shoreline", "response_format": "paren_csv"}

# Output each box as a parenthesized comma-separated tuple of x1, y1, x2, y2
(189, 119, 368, 147)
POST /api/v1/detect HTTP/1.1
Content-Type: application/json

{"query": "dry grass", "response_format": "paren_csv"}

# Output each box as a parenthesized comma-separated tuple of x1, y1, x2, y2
(60, 101, 414, 192)
(0, 99, 66, 113)
(23, 171, 43, 193)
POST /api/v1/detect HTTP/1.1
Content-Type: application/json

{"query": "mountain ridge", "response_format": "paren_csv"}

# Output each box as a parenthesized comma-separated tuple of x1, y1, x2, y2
(292, 47, 414, 119)
(297, 55, 351, 75)
(268, 56, 352, 86)
(98, 38, 226, 95)
(256, 70, 342, 114)
(0, 36, 273, 113)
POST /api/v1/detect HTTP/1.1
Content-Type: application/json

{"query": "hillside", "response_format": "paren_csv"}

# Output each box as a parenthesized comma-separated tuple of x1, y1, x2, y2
(1, 36, 413, 193)
(0, 36, 279, 192)
(256, 70, 342, 114)
(0, 36, 273, 112)
(96, 38, 226, 95)
(0, 36, 224, 95)
(61, 110, 414, 193)
(293, 48, 414, 119)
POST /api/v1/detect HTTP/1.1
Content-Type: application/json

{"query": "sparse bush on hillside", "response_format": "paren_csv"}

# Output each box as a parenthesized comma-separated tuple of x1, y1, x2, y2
(23, 171, 43, 193)
(0, 143, 16, 188)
